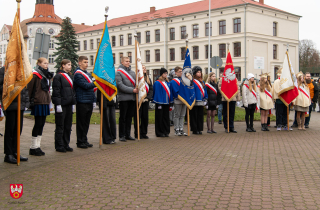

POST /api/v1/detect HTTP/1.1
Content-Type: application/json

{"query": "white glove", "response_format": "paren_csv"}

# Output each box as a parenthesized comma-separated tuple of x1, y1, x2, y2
(216, 105, 219, 109)
(205, 106, 208, 110)
(25, 107, 28, 111)
(169, 106, 174, 111)
(72, 105, 76, 113)
(204, 101, 207, 106)
(158, 105, 162, 109)
(92, 77, 96, 82)
(93, 103, 96, 108)
(236, 101, 241, 107)
(56, 105, 63, 113)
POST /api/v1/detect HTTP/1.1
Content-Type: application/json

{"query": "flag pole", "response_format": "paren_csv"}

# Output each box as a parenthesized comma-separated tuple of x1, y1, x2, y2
(185, 36, 190, 136)
(16, 0, 22, 166)
(134, 32, 140, 141)
(227, 44, 230, 133)
(286, 44, 290, 131)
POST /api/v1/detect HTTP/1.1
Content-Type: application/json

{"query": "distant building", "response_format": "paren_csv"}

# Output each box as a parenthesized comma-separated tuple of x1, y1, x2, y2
(76, 0, 301, 81)
(0, 0, 90, 72)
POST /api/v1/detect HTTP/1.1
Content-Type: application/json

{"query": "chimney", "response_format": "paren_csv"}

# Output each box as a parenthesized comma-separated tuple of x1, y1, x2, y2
(150, 6, 156, 13)
(81, 23, 85, 25)
(259, 0, 264, 4)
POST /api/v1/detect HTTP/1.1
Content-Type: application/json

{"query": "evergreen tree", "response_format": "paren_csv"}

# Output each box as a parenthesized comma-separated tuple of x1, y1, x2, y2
(54, 17, 79, 72)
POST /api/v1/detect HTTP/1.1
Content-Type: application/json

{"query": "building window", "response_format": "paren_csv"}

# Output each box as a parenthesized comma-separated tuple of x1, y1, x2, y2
(146, 50, 150, 62)
(181, 26, 187, 39)
(112, 53, 115, 65)
(146, 31, 150, 43)
(77, 41, 80, 51)
(155, 30, 160, 42)
(83, 40, 87, 50)
(193, 46, 199, 60)
(205, 45, 212, 59)
(155, 49, 160, 62)
(273, 22, 277, 36)
(29, 39, 32, 50)
(273, 45, 277, 59)
(36, 28, 43, 33)
(97, 38, 100, 48)
(137, 32, 141, 43)
(128, 34, 132, 45)
(3, 45, 6, 53)
(119, 53, 123, 63)
(128, 52, 132, 63)
(181, 47, 186, 60)
(193, 25, 199, 38)
(90, 39, 94, 50)
(219, 20, 226, 35)
(49, 40, 54, 49)
(120, 35, 123, 46)
(234, 18, 241, 33)
(219, 44, 226, 58)
(0, 45, 2, 53)
(234, 42, 241, 57)
(170, 28, 175, 40)
(49, 55, 54, 64)
(90, 55, 94, 66)
(205, 22, 212, 36)
(170, 48, 175, 61)
(112, 36, 116, 47)
(29, 54, 32, 64)
(234, 67, 241, 81)
(205, 68, 213, 74)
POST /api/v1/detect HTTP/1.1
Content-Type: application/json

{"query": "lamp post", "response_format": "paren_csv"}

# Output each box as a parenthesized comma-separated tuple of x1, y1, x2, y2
(151, 17, 167, 69)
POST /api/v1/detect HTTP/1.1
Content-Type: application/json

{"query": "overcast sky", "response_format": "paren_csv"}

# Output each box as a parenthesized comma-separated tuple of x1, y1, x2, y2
(0, 0, 319, 49)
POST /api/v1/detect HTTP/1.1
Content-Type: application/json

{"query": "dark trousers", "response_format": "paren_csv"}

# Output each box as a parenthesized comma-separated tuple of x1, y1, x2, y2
(155, 104, 170, 136)
(190, 105, 204, 132)
(4, 110, 24, 155)
(305, 103, 313, 126)
(119, 101, 135, 138)
(245, 108, 255, 128)
(222, 101, 236, 129)
(55, 105, 73, 149)
(102, 106, 116, 143)
(276, 103, 287, 127)
(32, 116, 46, 137)
(76, 103, 93, 144)
(134, 101, 149, 136)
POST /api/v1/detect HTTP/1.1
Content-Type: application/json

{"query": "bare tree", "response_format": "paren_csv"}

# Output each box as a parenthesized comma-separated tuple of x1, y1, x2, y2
(299, 39, 320, 69)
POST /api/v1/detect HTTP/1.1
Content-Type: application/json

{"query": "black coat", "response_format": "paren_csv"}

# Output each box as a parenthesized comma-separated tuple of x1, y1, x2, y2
(145, 75, 153, 101)
(97, 89, 116, 108)
(0, 66, 30, 112)
(51, 69, 76, 106)
(206, 81, 221, 107)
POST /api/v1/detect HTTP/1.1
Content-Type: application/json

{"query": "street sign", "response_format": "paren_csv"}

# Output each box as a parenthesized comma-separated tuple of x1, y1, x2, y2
(33, 32, 50, 60)
(210, 56, 223, 71)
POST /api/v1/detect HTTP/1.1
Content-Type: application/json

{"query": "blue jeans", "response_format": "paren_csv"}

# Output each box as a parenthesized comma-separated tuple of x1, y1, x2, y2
(218, 104, 223, 121)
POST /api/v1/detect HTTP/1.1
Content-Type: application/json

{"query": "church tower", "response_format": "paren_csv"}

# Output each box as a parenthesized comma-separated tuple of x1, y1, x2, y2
(28, 0, 61, 25)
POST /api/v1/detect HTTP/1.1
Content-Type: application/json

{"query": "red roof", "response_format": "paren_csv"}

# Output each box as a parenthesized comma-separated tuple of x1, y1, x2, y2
(77, 0, 288, 34)
(27, 3, 62, 24)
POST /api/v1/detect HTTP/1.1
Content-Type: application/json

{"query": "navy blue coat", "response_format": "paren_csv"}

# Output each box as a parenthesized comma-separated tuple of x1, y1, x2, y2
(73, 68, 96, 104)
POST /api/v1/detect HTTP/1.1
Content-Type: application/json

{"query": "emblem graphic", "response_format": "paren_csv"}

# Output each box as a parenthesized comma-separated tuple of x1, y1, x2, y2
(223, 68, 236, 83)
(10, 184, 23, 199)
(181, 68, 193, 87)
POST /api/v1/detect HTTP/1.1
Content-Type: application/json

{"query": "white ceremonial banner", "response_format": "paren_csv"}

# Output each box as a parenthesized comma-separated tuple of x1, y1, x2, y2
(136, 42, 147, 109)
(279, 53, 295, 95)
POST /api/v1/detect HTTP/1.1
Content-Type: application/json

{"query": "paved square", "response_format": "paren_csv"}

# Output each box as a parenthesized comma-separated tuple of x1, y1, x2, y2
(1, 110, 320, 209)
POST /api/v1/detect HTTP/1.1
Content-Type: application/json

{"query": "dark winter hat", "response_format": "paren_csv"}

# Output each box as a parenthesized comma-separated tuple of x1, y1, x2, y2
(192, 66, 202, 75)
(160, 68, 168, 76)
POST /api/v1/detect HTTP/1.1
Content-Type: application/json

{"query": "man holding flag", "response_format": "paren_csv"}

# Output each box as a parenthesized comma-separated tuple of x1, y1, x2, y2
(219, 49, 240, 133)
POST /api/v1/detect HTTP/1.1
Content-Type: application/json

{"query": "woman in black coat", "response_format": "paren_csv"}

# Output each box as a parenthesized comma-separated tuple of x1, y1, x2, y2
(205, 72, 221, 133)
(134, 65, 153, 139)
(51, 59, 76, 152)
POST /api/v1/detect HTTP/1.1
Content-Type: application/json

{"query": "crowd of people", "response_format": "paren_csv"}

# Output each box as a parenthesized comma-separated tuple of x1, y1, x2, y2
(0, 56, 319, 164)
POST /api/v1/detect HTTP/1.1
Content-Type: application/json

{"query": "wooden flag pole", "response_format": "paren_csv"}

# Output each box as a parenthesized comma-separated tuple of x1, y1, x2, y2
(16, 0, 21, 166)
(185, 35, 190, 136)
(99, 92, 103, 148)
(286, 45, 291, 131)
(227, 101, 230, 133)
(287, 105, 289, 131)
(134, 34, 140, 141)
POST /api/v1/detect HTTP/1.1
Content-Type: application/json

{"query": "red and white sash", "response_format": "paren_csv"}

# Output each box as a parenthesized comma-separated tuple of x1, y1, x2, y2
(194, 79, 205, 98)
(145, 82, 149, 94)
(172, 78, 180, 86)
(74, 70, 97, 92)
(299, 86, 310, 99)
(157, 80, 170, 99)
(205, 83, 217, 95)
(244, 84, 259, 110)
(264, 89, 272, 99)
(60, 73, 73, 89)
(117, 68, 135, 87)
(32, 70, 43, 79)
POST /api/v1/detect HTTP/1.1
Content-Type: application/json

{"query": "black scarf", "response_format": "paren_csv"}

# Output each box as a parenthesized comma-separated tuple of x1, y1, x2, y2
(36, 66, 53, 92)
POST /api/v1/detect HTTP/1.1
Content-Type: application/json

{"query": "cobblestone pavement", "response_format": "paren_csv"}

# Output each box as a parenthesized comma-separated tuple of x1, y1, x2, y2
(1, 110, 320, 209)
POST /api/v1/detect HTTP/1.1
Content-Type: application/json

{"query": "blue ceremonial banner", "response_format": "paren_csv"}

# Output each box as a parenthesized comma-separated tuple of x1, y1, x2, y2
(92, 21, 117, 101)
(178, 47, 195, 109)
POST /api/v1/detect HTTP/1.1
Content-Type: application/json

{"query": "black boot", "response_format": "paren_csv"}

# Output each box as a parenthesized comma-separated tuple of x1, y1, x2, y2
(29, 148, 42, 156)
(246, 127, 252, 132)
(4, 155, 17, 164)
(14, 153, 28, 161)
(265, 124, 270, 131)
(261, 124, 266, 131)
(250, 127, 256, 132)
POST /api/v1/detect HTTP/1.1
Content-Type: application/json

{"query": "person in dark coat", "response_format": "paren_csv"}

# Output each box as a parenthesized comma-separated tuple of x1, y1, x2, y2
(28, 57, 53, 156)
(0, 67, 29, 164)
(73, 56, 97, 149)
(134, 65, 153, 139)
(97, 89, 116, 144)
(205, 72, 221, 133)
(52, 59, 76, 152)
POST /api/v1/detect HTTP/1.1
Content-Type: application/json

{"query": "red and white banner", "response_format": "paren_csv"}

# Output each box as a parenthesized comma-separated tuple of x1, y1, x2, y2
(205, 83, 217, 95)
(194, 79, 205, 98)
(172, 78, 180, 86)
(135, 41, 147, 109)
(220, 51, 238, 101)
(60, 73, 73, 89)
(244, 84, 259, 110)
